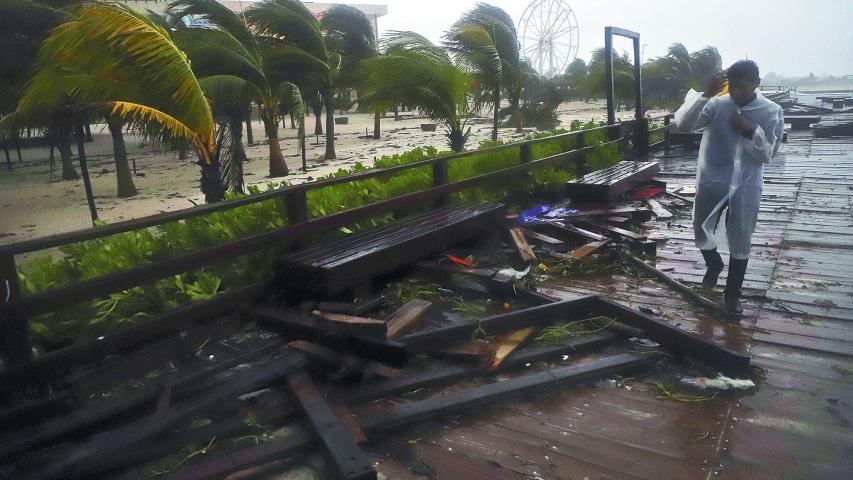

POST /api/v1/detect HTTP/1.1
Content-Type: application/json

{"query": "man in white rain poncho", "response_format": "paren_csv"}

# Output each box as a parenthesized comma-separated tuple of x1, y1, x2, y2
(675, 60, 784, 315)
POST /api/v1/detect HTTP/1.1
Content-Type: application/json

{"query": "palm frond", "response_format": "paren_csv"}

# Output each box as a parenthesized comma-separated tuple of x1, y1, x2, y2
(17, 3, 216, 161)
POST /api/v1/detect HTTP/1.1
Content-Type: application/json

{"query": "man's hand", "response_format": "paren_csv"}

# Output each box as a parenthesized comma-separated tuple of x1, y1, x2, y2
(731, 111, 755, 139)
(703, 72, 727, 98)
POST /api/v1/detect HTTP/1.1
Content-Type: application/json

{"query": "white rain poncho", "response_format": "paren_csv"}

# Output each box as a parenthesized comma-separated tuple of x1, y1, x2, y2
(674, 89, 784, 259)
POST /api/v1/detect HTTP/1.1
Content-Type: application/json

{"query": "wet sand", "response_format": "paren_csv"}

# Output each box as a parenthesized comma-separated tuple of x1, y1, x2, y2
(0, 101, 662, 245)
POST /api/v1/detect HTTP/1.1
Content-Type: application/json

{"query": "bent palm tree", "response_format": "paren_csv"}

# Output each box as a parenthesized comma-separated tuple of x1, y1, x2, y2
(445, 3, 522, 137)
(245, 0, 332, 159)
(169, 0, 305, 178)
(362, 31, 471, 152)
(6, 3, 218, 199)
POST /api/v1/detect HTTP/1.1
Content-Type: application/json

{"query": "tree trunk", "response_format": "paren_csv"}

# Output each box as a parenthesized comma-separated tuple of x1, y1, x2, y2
(245, 109, 254, 145)
(323, 94, 336, 160)
(373, 110, 381, 139)
(107, 119, 137, 198)
(76, 124, 98, 224)
(228, 118, 246, 194)
(84, 123, 92, 142)
(59, 132, 79, 180)
(199, 161, 224, 203)
(290, 112, 296, 129)
(2, 136, 10, 170)
(263, 110, 288, 177)
(492, 85, 500, 141)
(312, 104, 323, 136)
(513, 96, 523, 133)
(13, 134, 22, 163)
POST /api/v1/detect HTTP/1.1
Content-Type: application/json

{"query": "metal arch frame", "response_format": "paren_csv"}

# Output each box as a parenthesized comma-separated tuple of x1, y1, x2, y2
(519, 0, 580, 77)
(604, 26, 643, 127)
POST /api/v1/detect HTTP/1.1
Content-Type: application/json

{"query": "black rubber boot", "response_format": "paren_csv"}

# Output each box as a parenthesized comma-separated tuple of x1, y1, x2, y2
(700, 249, 724, 288)
(724, 258, 749, 316)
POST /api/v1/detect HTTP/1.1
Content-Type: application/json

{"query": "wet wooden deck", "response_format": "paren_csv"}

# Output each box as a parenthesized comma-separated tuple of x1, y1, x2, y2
(361, 130, 853, 479)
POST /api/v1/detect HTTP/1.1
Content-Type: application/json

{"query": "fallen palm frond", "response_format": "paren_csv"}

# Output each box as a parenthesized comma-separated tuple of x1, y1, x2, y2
(649, 382, 717, 402)
(534, 316, 616, 345)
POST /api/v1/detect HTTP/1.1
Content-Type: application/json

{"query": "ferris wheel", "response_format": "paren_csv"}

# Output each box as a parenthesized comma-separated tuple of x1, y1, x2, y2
(519, 0, 579, 78)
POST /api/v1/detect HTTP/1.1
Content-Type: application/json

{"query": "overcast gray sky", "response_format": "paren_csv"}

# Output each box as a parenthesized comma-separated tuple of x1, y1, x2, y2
(371, 0, 853, 77)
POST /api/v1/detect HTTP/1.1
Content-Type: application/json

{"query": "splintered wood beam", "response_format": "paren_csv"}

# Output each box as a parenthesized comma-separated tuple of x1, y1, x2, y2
(647, 198, 674, 219)
(570, 240, 610, 260)
(399, 296, 598, 353)
(581, 220, 647, 241)
(488, 327, 536, 369)
(509, 227, 537, 262)
(341, 330, 618, 404)
(312, 310, 388, 339)
(622, 253, 723, 314)
(27, 352, 307, 480)
(251, 307, 407, 366)
(361, 353, 656, 435)
(605, 216, 631, 223)
(520, 228, 564, 245)
(386, 299, 432, 339)
(285, 371, 377, 480)
(557, 222, 607, 241)
(591, 297, 749, 373)
(109, 332, 622, 478)
(431, 341, 492, 363)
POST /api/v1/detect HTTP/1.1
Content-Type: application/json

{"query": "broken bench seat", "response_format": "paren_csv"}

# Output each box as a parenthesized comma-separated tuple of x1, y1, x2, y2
(565, 160, 660, 202)
(276, 201, 506, 296)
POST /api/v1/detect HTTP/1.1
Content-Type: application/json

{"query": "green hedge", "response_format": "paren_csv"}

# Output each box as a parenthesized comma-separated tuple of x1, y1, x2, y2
(17, 122, 622, 349)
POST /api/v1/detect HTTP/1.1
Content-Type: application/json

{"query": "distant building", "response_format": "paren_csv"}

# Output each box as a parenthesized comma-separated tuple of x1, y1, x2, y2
(124, 0, 388, 42)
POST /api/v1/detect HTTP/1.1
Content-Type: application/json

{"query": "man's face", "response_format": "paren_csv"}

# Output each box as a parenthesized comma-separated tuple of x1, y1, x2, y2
(729, 79, 759, 107)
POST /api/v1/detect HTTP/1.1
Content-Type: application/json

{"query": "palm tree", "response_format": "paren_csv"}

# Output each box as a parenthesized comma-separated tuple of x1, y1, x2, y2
(4, 3, 219, 200)
(642, 44, 722, 108)
(246, 0, 375, 160)
(168, 0, 304, 178)
(583, 47, 635, 109)
(362, 31, 471, 152)
(0, 0, 75, 176)
(445, 3, 522, 138)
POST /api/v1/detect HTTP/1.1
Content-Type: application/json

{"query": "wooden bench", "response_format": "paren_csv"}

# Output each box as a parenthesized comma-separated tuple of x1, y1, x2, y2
(564, 161, 660, 202)
(276, 202, 506, 296)
(786, 115, 821, 130)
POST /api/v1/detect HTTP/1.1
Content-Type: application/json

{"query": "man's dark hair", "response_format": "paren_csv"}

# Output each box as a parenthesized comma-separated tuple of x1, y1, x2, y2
(727, 60, 760, 84)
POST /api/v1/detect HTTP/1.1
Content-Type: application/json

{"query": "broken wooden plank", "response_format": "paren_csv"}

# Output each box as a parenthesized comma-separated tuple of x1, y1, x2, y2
(315, 294, 386, 317)
(0, 339, 284, 462)
(251, 306, 408, 366)
(342, 330, 618, 404)
(570, 240, 610, 260)
(432, 342, 492, 363)
(285, 371, 377, 480)
(361, 353, 656, 434)
(581, 220, 647, 241)
(605, 215, 631, 224)
(622, 252, 723, 314)
(160, 333, 624, 480)
(647, 198, 674, 219)
(591, 297, 750, 373)
(313, 310, 388, 339)
(400, 296, 598, 353)
(509, 227, 537, 262)
(26, 352, 307, 480)
(488, 327, 536, 369)
(558, 222, 608, 241)
(288, 340, 400, 380)
(386, 299, 432, 338)
(520, 228, 564, 245)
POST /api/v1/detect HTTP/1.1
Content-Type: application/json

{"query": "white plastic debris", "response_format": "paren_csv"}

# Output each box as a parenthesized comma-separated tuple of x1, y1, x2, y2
(681, 375, 755, 391)
(628, 337, 660, 348)
(497, 265, 531, 279)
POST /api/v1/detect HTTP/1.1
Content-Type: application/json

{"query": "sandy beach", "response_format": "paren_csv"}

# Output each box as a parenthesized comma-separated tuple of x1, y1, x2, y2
(0, 100, 662, 245)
